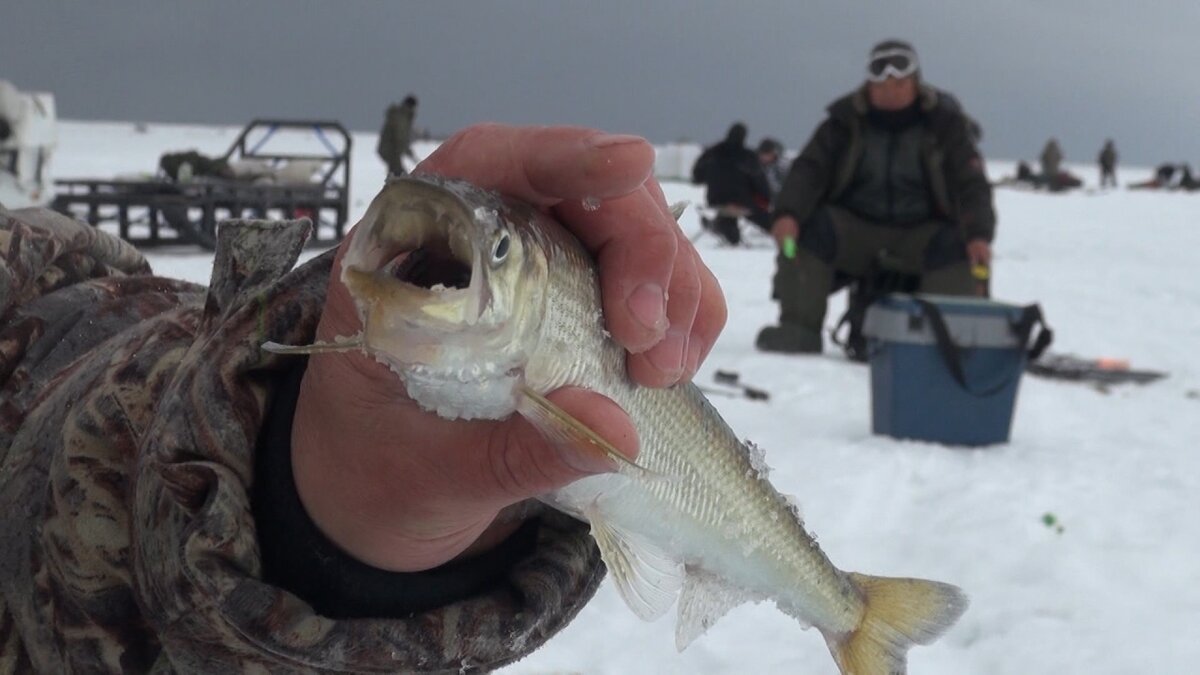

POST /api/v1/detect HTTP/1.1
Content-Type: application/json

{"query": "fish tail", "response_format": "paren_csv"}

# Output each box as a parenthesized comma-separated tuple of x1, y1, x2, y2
(826, 572, 968, 675)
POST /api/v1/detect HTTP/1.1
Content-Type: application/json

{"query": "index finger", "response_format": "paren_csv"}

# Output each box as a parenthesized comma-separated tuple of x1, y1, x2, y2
(420, 123, 679, 354)
(415, 124, 656, 208)
(555, 186, 680, 354)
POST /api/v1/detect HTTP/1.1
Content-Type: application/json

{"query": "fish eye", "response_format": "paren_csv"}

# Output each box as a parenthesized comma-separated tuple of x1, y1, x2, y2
(491, 233, 510, 264)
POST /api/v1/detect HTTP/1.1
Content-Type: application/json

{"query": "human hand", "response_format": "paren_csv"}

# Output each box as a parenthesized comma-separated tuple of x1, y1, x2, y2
(424, 125, 726, 386)
(290, 124, 727, 572)
(771, 215, 800, 247)
(966, 238, 992, 266)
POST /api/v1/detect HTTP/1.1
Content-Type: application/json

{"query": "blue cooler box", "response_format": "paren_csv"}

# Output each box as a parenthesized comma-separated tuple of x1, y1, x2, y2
(862, 293, 1049, 446)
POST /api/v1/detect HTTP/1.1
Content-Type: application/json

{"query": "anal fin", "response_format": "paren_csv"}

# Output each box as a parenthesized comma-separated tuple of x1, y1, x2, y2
(675, 565, 760, 651)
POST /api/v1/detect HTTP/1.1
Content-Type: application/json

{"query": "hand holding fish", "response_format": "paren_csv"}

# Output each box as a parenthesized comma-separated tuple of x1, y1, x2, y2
(269, 124, 965, 673)
(288, 124, 724, 573)
(424, 123, 727, 385)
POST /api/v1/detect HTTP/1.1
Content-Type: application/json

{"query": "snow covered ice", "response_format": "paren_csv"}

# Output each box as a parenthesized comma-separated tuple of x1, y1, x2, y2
(53, 121, 1200, 674)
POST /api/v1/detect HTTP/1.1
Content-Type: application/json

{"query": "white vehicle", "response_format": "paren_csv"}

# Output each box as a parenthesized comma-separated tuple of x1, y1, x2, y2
(0, 80, 57, 209)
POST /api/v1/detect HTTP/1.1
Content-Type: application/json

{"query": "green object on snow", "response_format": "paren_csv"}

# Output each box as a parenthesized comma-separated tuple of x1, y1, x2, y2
(1042, 512, 1064, 534)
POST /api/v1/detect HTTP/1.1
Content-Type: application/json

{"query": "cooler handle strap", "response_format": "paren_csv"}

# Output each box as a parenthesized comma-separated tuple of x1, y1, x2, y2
(1011, 304, 1054, 361)
(912, 298, 1039, 397)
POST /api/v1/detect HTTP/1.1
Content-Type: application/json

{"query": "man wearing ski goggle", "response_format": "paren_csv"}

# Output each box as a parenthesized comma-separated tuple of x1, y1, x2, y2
(866, 47, 920, 83)
(757, 40, 996, 357)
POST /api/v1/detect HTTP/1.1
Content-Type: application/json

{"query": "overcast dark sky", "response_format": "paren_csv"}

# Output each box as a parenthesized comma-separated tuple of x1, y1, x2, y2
(6, 0, 1198, 165)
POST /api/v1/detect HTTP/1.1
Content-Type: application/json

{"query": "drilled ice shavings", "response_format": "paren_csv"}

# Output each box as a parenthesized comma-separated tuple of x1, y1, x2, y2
(743, 440, 771, 479)
(781, 492, 804, 524)
(473, 206, 495, 223)
(594, 309, 612, 337)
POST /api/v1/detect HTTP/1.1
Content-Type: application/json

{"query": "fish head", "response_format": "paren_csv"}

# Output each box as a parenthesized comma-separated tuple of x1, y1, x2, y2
(340, 175, 549, 419)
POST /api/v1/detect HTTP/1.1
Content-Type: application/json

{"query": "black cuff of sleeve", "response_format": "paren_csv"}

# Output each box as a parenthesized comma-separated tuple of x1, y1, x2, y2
(252, 358, 539, 619)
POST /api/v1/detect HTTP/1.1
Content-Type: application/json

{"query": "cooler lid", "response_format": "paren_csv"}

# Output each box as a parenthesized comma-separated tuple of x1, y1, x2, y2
(863, 293, 1029, 348)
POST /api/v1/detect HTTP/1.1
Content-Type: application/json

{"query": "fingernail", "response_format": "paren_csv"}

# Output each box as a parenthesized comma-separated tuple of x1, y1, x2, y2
(647, 328, 688, 379)
(561, 446, 620, 476)
(590, 133, 645, 148)
(627, 283, 668, 334)
(685, 335, 706, 376)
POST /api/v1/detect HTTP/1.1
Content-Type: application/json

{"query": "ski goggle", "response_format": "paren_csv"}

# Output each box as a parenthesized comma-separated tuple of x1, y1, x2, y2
(866, 48, 919, 82)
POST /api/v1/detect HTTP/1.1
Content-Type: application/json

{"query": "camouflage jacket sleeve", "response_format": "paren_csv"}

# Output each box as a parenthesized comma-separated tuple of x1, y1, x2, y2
(0, 208, 604, 674)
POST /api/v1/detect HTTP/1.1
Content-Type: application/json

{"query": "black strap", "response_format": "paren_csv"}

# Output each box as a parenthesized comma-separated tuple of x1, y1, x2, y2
(912, 298, 1053, 397)
(831, 264, 920, 361)
(830, 311, 852, 346)
(1011, 304, 1054, 361)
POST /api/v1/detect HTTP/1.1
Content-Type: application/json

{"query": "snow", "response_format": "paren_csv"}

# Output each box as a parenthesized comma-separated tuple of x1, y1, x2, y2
(52, 121, 1200, 674)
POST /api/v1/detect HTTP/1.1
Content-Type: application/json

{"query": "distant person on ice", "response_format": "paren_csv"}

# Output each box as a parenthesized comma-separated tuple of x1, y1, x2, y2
(1039, 138, 1065, 191)
(1098, 139, 1118, 189)
(377, 93, 419, 176)
(756, 39, 995, 354)
(1128, 162, 1200, 191)
(691, 122, 772, 245)
(757, 137, 788, 200)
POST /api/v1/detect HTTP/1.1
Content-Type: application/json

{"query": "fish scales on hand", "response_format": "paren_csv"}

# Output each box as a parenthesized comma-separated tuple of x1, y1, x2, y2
(265, 175, 968, 674)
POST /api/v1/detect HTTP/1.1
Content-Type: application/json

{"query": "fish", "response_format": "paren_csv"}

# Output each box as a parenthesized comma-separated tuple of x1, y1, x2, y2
(265, 175, 968, 674)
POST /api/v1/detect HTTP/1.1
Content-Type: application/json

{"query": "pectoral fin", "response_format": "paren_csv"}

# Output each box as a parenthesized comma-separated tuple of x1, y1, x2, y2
(668, 201, 689, 221)
(262, 334, 364, 355)
(585, 504, 683, 621)
(517, 385, 652, 477)
(675, 566, 761, 651)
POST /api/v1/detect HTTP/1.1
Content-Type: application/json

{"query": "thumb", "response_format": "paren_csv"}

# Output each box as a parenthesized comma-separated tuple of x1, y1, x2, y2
(485, 388, 640, 500)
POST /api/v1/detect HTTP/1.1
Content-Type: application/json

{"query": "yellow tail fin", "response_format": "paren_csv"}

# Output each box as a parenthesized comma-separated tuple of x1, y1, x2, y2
(828, 573, 968, 675)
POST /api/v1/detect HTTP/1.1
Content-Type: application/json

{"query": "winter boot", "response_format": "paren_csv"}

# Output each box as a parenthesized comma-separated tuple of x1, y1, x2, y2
(714, 215, 741, 245)
(755, 323, 823, 354)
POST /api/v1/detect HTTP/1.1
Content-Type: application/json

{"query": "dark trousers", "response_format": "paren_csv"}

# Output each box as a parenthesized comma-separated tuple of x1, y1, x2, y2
(770, 206, 975, 334)
(707, 203, 770, 245)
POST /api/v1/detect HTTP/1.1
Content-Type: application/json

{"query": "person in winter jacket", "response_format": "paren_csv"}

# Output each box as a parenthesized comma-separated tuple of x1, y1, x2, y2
(757, 137, 788, 200)
(756, 40, 995, 354)
(1039, 138, 1064, 191)
(0, 123, 727, 673)
(376, 94, 419, 176)
(691, 122, 772, 244)
(1126, 162, 1200, 190)
(1098, 139, 1118, 189)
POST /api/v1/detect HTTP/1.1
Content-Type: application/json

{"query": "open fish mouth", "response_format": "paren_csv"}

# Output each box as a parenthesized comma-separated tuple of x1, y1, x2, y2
(385, 237, 473, 292)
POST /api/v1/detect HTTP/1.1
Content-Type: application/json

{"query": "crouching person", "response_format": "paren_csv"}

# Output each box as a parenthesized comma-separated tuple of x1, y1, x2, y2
(756, 40, 996, 354)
